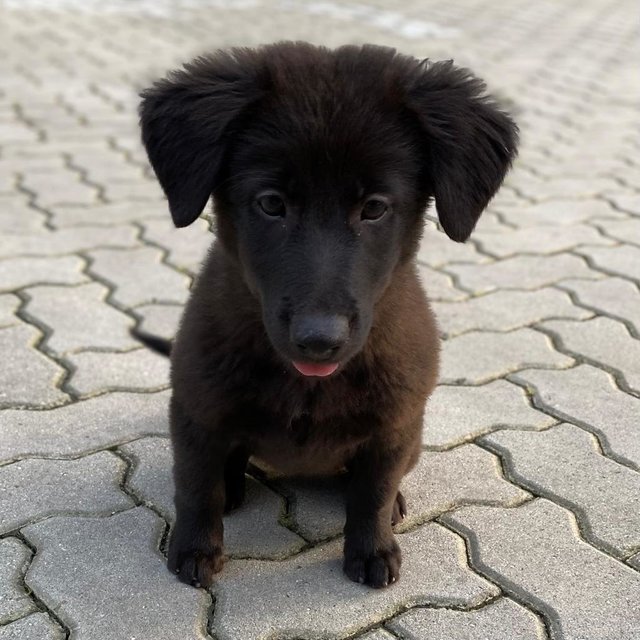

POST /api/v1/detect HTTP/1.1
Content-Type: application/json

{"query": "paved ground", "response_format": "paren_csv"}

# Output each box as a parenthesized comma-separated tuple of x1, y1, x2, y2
(1, 0, 639, 638)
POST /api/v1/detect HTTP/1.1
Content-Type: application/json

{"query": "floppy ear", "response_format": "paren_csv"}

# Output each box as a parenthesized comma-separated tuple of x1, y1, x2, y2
(406, 60, 518, 242)
(140, 51, 264, 227)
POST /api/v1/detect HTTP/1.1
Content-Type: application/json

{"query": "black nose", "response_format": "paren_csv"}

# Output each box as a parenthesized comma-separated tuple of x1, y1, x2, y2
(290, 314, 350, 360)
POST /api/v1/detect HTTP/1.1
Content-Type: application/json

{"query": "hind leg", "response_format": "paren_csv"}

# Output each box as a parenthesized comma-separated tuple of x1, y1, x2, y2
(391, 491, 407, 526)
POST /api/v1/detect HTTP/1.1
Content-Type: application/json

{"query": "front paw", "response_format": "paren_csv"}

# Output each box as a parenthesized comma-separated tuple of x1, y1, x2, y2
(343, 536, 401, 588)
(167, 526, 224, 588)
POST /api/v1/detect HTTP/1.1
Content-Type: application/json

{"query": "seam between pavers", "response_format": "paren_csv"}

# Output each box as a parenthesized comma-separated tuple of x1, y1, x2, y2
(553, 281, 640, 340)
(570, 248, 640, 285)
(437, 504, 558, 640)
(476, 436, 640, 565)
(4, 532, 71, 639)
(62, 151, 107, 203)
(534, 320, 640, 398)
(507, 373, 640, 473)
(587, 221, 640, 249)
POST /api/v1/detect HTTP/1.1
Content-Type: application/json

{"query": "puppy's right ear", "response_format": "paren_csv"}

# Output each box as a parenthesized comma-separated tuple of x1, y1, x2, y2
(140, 51, 264, 227)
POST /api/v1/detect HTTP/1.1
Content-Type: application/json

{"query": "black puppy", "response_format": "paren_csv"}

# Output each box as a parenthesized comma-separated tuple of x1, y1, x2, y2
(138, 42, 517, 589)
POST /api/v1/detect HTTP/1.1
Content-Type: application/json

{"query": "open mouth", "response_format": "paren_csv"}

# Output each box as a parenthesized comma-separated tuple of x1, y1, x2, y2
(292, 361, 340, 377)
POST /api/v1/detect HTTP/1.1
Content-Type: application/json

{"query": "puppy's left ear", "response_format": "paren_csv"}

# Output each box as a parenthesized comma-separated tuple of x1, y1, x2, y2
(406, 60, 518, 242)
(140, 51, 264, 227)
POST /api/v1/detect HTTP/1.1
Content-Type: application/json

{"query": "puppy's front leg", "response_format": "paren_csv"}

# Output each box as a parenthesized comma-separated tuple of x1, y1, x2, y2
(168, 398, 229, 588)
(343, 442, 410, 588)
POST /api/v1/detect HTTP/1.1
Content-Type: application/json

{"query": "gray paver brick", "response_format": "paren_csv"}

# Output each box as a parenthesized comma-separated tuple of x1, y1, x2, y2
(0, 452, 133, 534)
(483, 424, 640, 557)
(418, 224, 489, 268)
(593, 217, 640, 246)
(24, 282, 136, 353)
(141, 218, 212, 275)
(474, 224, 614, 258)
(88, 246, 191, 307)
(0, 538, 35, 624)
(0, 225, 138, 258)
(67, 347, 170, 396)
(0, 256, 87, 292)
(356, 629, 396, 640)
(21, 171, 99, 208)
(440, 328, 573, 384)
(515, 176, 622, 201)
(578, 244, 640, 281)
(22, 508, 210, 640)
(50, 201, 165, 228)
(607, 193, 640, 216)
(444, 499, 640, 640)
(135, 303, 182, 339)
(496, 198, 626, 228)
(446, 254, 602, 294)
(0, 390, 169, 463)
(513, 365, 640, 470)
(119, 436, 305, 559)
(0, 613, 65, 640)
(418, 264, 468, 302)
(211, 523, 499, 640)
(542, 316, 640, 392)
(0, 324, 68, 407)
(0, 294, 20, 328)
(0, 195, 48, 234)
(558, 277, 640, 333)
(388, 597, 544, 640)
(433, 288, 591, 337)
(282, 444, 528, 542)
(423, 380, 555, 448)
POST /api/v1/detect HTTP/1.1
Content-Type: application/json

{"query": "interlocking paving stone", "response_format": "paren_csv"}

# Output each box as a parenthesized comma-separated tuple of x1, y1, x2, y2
(433, 288, 591, 337)
(592, 217, 640, 246)
(103, 179, 165, 202)
(444, 499, 640, 640)
(515, 176, 622, 201)
(0, 390, 169, 463)
(577, 244, 640, 281)
(557, 277, 640, 333)
(0, 195, 48, 234)
(418, 264, 469, 302)
(119, 436, 305, 558)
(356, 629, 396, 640)
(67, 347, 170, 395)
(607, 193, 640, 216)
(21, 171, 99, 208)
(0, 256, 87, 292)
(0, 294, 20, 328)
(22, 508, 210, 640)
(49, 201, 165, 227)
(24, 282, 136, 353)
(513, 365, 640, 469)
(483, 424, 640, 557)
(140, 218, 212, 274)
(0, 453, 133, 534)
(0, 538, 35, 624)
(0, 324, 68, 407)
(496, 199, 625, 227)
(440, 328, 573, 384)
(280, 444, 529, 542)
(211, 523, 499, 640)
(541, 316, 640, 392)
(0, 225, 138, 258)
(0, 613, 65, 640)
(387, 597, 544, 640)
(473, 224, 614, 258)
(88, 246, 191, 307)
(135, 303, 182, 339)
(418, 225, 490, 268)
(423, 380, 555, 449)
(629, 553, 640, 570)
(446, 254, 602, 294)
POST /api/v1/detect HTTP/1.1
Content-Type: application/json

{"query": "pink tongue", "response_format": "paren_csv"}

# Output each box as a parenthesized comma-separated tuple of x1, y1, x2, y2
(293, 361, 339, 377)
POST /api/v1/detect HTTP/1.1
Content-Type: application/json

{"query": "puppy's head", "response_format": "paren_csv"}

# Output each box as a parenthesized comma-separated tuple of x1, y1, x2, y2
(140, 42, 517, 377)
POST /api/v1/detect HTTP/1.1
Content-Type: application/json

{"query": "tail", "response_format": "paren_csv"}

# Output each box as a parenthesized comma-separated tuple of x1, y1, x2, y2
(130, 327, 172, 357)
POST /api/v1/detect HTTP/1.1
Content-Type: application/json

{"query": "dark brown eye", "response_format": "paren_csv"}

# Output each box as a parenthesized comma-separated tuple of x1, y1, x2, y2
(361, 198, 389, 221)
(257, 193, 286, 218)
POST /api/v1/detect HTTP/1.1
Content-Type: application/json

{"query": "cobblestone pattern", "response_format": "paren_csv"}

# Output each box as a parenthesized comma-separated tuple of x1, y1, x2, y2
(0, 0, 638, 638)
